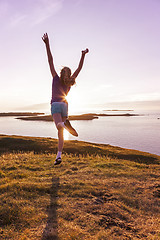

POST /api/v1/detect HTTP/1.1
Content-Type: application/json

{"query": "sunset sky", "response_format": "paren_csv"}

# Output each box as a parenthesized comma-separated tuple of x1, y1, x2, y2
(0, 0, 160, 112)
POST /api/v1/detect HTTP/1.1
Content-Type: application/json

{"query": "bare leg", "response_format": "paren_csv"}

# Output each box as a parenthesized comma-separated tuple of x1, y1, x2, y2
(57, 128, 63, 152)
(57, 117, 67, 151)
(52, 113, 65, 152)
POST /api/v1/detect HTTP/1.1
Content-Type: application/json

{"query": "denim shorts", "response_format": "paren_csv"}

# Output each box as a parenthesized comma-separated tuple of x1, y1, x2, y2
(51, 102, 68, 117)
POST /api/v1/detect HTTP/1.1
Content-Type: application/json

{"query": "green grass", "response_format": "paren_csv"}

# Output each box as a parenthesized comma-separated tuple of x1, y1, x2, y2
(0, 135, 160, 239)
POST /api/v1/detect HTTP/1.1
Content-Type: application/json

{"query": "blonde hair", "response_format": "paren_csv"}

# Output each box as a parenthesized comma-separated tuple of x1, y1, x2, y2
(60, 67, 75, 87)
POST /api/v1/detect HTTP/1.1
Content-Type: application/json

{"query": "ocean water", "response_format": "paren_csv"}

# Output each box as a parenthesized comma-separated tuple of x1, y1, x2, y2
(0, 110, 160, 156)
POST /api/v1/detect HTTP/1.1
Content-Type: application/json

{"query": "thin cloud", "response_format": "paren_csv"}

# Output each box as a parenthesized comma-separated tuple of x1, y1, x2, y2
(32, 0, 63, 25)
(93, 84, 113, 93)
(10, 14, 27, 27)
(8, 0, 63, 27)
(129, 92, 160, 102)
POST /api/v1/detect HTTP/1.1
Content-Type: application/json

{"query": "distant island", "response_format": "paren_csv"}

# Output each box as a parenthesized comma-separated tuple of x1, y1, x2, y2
(104, 109, 133, 111)
(16, 113, 139, 122)
(16, 114, 98, 121)
(0, 112, 45, 117)
(0, 112, 140, 121)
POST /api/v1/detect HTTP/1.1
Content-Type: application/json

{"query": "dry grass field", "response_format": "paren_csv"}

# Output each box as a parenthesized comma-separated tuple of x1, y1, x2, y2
(0, 135, 160, 239)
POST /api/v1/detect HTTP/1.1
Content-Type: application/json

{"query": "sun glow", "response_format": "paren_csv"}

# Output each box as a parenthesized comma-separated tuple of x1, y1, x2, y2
(66, 91, 79, 114)
(64, 129, 69, 140)
(66, 88, 87, 115)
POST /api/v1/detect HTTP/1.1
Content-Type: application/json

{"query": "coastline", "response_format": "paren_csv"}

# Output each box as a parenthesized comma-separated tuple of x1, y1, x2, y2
(0, 134, 159, 158)
(0, 112, 159, 156)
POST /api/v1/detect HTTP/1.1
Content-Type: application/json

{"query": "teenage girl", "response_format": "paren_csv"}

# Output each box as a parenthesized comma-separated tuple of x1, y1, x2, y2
(42, 33, 89, 165)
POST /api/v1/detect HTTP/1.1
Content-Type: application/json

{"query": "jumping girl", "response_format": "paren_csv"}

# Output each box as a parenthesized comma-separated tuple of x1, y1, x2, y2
(42, 33, 89, 165)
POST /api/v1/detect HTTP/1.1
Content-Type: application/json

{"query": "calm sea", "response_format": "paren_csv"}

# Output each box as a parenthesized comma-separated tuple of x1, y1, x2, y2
(0, 110, 160, 156)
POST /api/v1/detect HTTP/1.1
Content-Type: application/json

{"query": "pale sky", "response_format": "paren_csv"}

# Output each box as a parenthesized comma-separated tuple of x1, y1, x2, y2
(0, 0, 160, 112)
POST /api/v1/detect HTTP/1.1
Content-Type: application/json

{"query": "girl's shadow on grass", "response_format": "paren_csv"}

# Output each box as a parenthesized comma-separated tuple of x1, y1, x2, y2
(42, 177, 59, 240)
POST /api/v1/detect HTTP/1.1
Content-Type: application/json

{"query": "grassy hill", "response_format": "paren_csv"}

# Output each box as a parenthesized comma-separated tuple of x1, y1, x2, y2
(0, 135, 160, 239)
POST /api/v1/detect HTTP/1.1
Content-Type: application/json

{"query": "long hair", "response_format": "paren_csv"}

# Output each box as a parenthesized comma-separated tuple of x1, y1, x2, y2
(60, 67, 75, 87)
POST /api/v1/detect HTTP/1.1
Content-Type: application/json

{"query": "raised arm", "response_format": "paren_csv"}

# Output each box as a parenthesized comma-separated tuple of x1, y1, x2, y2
(42, 33, 57, 78)
(71, 48, 89, 79)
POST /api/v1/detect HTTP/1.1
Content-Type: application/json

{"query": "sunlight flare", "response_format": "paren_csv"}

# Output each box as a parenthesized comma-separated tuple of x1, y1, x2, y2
(64, 129, 69, 140)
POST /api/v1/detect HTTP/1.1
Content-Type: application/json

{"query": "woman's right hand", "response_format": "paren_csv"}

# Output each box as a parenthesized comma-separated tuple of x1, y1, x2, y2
(42, 33, 49, 44)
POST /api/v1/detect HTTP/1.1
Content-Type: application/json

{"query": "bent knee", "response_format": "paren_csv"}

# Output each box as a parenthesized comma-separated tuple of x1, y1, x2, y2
(56, 122, 64, 130)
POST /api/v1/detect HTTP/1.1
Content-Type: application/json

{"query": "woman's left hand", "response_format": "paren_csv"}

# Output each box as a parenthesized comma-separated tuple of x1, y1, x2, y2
(82, 48, 89, 55)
